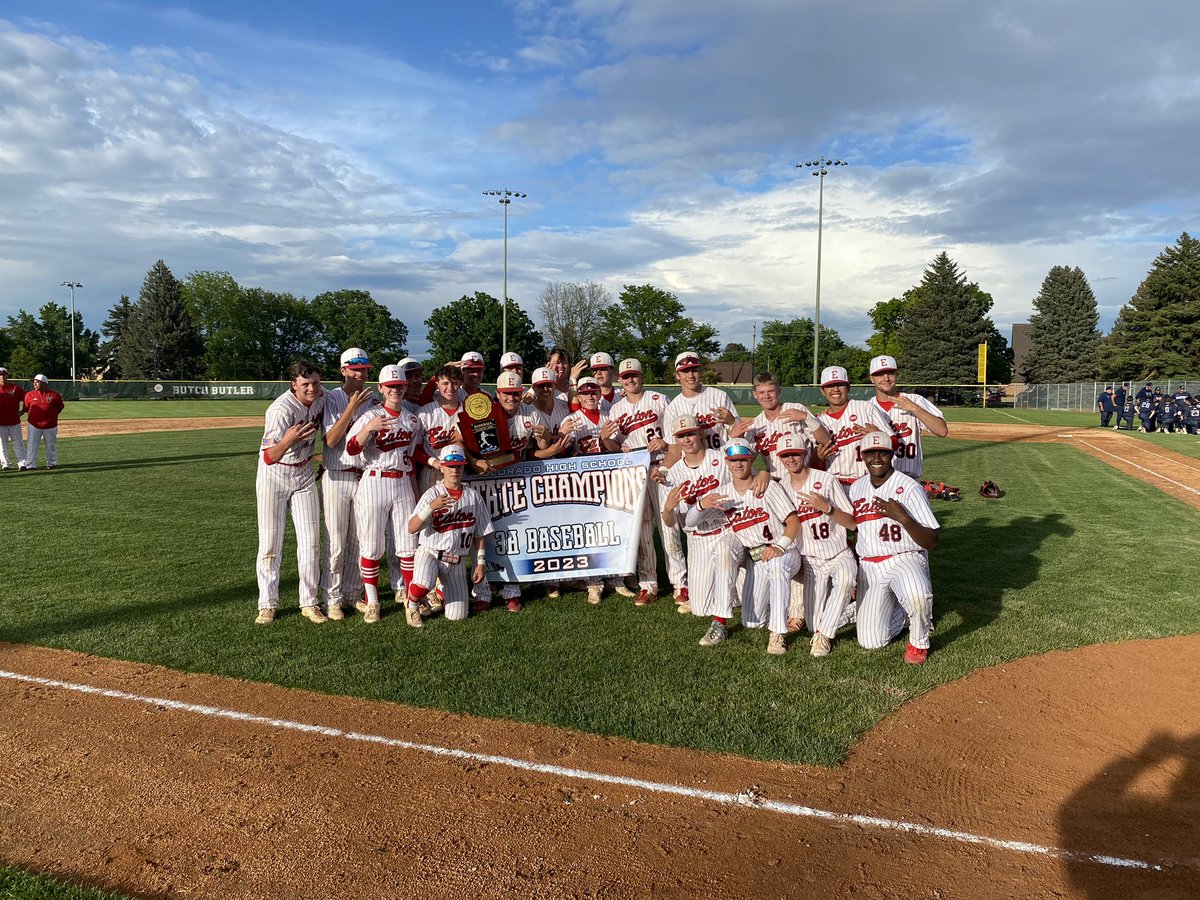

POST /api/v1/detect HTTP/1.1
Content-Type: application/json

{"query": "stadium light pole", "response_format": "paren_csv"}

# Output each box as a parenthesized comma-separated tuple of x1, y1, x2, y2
(796, 158, 848, 384)
(482, 189, 527, 354)
(61, 280, 83, 382)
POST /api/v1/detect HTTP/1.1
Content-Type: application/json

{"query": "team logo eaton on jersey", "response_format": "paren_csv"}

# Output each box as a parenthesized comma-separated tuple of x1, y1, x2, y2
(431, 508, 478, 534)
(615, 407, 660, 437)
(375, 425, 416, 452)
(680, 473, 721, 504)
(425, 423, 456, 450)
(724, 504, 769, 533)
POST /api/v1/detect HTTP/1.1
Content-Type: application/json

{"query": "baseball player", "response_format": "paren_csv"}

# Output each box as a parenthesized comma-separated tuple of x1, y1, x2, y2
(1096, 388, 1114, 428)
(1158, 390, 1179, 434)
(1137, 392, 1156, 432)
(815, 365, 893, 486)
(529, 366, 572, 438)
(347, 363, 425, 626)
(417, 366, 466, 493)
(718, 438, 802, 655)
(22, 375, 65, 471)
(660, 414, 740, 644)
(254, 360, 325, 625)
(548, 347, 574, 402)
(730, 371, 830, 479)
(1187, 398, 1200, 435)
(500, 351, 524, 378)
(849, 430, 940, 664)
(587, 352, 623, 413)
(609, 358, 685, 606)
(0, 366, 27, 471)
(867, 355, 948, 479)
(406, 444, 495, 622)
(554, 376, 626, 605)
(662, 352, 739, 459)
(776, 433, 858, 656)
(397, 357, 425, 411)
(319, 348, 380, 620)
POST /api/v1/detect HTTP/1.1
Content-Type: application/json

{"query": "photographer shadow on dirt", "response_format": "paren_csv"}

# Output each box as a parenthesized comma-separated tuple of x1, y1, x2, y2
(1058, 730, 1200, 899)
(931, 512, 1074, 647)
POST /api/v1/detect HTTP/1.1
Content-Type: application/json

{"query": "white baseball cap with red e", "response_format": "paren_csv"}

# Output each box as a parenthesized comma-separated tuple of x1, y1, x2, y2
(589, 352, 614, 370)
(674, 351, 701, 370)
(820, 366, 850, 387)
(500, 351, 523, 369)
(531, 367, 555, 386)
(460, 351, 485, 369)
(377, 364, 407, 386)
(869, 355, 898, 375)
(496, 371, 524, 393)
(618, 358, 642, 376)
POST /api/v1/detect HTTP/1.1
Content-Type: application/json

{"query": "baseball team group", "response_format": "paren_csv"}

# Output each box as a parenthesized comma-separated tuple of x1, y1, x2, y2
(257, 347, 949, 664)
(0, 368, 65, 472)
(1096, 382, 1199, 433)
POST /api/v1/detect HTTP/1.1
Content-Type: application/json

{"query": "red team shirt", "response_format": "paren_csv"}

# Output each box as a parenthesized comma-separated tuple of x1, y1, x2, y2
(23, 387, 65, 429)
(0, 383, 26, 427)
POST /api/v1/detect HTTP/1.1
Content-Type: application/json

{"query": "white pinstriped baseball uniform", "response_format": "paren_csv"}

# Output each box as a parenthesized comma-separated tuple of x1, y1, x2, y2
(349, 406, 425, 603)
(782, 469, 857, 638)
(742, 403, 818, 478)
(412, 483, 495, 621)
(723, 481, 800, 635)
(664, 450, 738, 618)
(816, 400, 894, 484)
(869, 394, 945, 479)
(506, 402, 548, 459)
(255, 390, 324, 611)
(849, 470, 940, 650)
(417, 398, 463, 495)
(534, 397, 572, 437)
(320, 387, 380, 608)
(611, 390, 686, 592)
(665, 388, 738, 453)
(560, 408, 611, 456)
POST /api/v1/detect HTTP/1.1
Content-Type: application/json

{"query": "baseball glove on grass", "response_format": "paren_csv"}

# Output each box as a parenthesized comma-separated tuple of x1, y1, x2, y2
(979, 480, 1002, 499)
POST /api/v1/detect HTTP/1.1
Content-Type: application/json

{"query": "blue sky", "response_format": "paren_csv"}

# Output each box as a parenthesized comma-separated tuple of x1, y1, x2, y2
(2, 1, 1198, 364)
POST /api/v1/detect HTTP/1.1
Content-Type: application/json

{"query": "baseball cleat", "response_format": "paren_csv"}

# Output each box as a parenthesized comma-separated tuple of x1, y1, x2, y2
(471, 599, 492, 614)
(546, 584, 561, 599)
(587, 585, 603, 605)
(355, 600, 370, 615)
(634, 590, 654, 607)
(405, 605, 424, 628)
(427, 597, 445, 615)
(810, 633, 832, 657)
(394, 588, 408, 605)
(674, 587, 690, 606)
(612, 583, 636, 598)
(699, 620, 728, 647)
(676, 601, 692, 615)
(300, 606, 327, 624)
(417, 599, 435, 618)
(506, 598, 524, 613)
(767, 633, 787, 655)
(326, 603, 345, 621)
(904, 643, 929, 665)
(363, 603, 381, 624)
(254, 608, 275, 625)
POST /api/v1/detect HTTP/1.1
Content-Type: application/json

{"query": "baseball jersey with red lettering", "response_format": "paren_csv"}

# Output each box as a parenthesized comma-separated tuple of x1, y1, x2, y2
(0, 383, 26, 427)
(743, 403, 818, 477)
(418, 399, 463, 457)
(870, 394, 944, 478)
(414, 484, 495, 553)
(533, 397, 571, 435)
(350, 406, 424, 472)
(722, 481, 797, 548)
(665, 387, 738, 452)
(849, 470, 939, 558)
(817, 400, 893, 482)
(561, 408, 610, 455)
(23, 388, 65, 430)
(610, 391, 670, 461)
(781, 469, 852, 559)
(323, 387, 381, 469)
(664, 450, 732, 534)
(506, 403, 548, 458)
(260, 390, 324, 465)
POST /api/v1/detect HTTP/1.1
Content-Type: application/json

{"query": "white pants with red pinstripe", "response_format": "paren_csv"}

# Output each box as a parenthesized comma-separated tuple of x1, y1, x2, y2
(856, 552, 932, 650)
(255, 463, 321, 611)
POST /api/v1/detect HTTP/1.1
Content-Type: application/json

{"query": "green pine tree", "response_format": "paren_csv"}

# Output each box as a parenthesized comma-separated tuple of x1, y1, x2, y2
(1097, 232, 1200, 380)
(99, 295, 134, 378)
(896, 253, 993, 384)
(1023, 266, 1101, 382)
(119, 260, 206, 379)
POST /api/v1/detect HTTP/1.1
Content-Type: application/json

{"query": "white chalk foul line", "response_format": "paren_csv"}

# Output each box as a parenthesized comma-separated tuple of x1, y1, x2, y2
(1074, 440, 1200, 497)
(999, 410, 1037, 424)
(0, 668, 1166, 873)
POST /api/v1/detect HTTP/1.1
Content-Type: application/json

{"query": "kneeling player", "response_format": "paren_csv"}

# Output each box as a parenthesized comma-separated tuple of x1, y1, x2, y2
(407, 445, 494, 622)
(720, 439, 802, 655)
(850, 431, 940, 664)
(776, 433, 858, 657)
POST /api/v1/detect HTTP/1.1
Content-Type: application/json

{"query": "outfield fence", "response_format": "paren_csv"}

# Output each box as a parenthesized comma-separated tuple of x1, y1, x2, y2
(25, 379, 1008, 406)
(1015, 381, 1200, 411)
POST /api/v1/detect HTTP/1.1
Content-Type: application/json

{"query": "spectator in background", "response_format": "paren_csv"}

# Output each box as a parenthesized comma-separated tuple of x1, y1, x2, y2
(0, 366, 27, 471)
(1096, 387, 1114, 428)
(23, 375, 64, 470)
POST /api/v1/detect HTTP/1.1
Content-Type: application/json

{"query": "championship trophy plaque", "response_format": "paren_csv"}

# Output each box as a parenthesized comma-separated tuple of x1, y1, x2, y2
(458, 392, 517, 468)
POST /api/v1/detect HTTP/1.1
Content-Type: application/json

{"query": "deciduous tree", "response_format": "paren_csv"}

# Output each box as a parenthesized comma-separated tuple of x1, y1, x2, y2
(424, 292, 546, 373)
(591, 285, 719, 381)
(536, 281, 610, 364)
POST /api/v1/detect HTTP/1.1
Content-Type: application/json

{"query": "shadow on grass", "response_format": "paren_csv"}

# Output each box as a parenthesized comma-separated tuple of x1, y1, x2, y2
(0, 581, 256, 646)
(1058, 731, 1200, 899)
(31, 451, 253, 474)
(933, 512, 1074, 648)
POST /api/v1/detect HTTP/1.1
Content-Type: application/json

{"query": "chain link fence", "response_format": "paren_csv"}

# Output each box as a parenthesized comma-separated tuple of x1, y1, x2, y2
(1015, 381, 1200, 411)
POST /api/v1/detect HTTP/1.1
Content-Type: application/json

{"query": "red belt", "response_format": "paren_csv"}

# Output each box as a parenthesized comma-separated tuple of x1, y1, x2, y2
(277, 456, 313, 468)
(862, 554, 894, 563)
(691, 528, 724, 538)
(367, 470, 406, 479)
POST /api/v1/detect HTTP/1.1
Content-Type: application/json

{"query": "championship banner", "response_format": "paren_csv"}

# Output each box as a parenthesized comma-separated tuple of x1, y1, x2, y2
(468, 450, 651, 583)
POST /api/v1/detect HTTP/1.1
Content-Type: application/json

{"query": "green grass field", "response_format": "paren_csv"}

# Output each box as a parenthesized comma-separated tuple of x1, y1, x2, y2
(60, 399, 270, 419)
(3, 426, 1198, 769)
(0, 865, 129, 900)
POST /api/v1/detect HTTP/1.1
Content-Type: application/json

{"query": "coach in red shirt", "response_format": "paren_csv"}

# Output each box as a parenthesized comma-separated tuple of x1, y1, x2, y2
(0, 366, 27, 470)
(23, 374, 65, 470)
